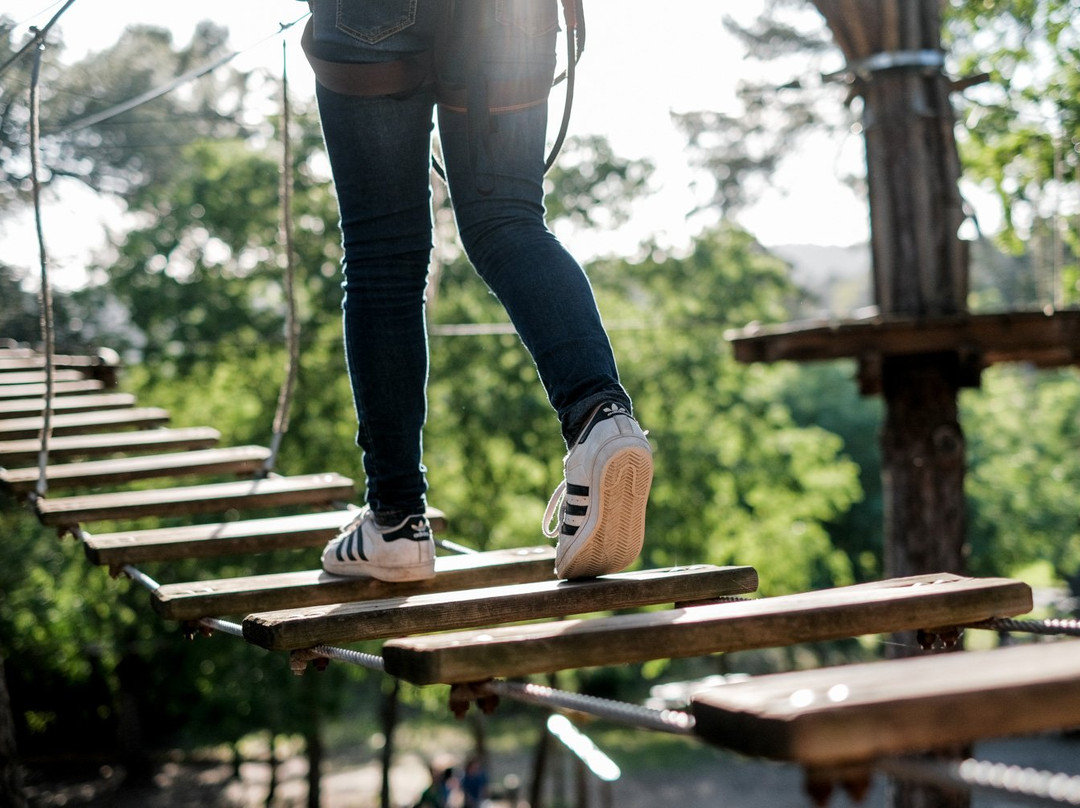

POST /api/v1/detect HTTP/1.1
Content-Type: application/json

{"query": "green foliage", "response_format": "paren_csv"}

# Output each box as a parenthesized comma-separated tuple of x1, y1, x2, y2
(963, 365, 1080, 583)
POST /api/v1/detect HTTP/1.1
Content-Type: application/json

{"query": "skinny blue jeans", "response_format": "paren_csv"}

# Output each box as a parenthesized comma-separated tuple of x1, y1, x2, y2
(310, 0, 631, 516)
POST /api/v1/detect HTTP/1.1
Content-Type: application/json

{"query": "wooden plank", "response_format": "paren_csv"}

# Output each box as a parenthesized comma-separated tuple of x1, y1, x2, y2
(153, 546, 558, 620)
(243, 565, 760, 651)
(0, 370, 88, 385)
(690, 640, 1080, 768)
(0, 393, 136, 419)
(0, 351, 119, 373)
(82, 507, 449, 565)
(34, 472, 356, 527)
(381, 574, 1032, 685)
(0, 427, 220, 466)
(727, 310, 1080, 368)
(0, 380, 105, 399)
(1, 446, 272, 493)
(0, 408, 170, 440)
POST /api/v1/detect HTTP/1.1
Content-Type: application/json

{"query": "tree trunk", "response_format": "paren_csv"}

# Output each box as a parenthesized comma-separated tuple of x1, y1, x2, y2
(811, 3, 972, 806)
(380, 678, 400, 808)
(0, 656, 27, 808)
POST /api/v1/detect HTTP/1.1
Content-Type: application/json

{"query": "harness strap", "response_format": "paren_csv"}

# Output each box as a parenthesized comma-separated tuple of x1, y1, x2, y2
(300, 19, 433, 98)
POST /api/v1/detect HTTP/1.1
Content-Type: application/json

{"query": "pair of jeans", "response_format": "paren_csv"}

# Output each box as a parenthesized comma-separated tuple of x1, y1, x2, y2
(310, 0, 632, 516)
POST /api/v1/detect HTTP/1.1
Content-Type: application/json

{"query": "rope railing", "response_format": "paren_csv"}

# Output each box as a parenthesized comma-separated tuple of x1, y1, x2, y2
(261, 38, 301, 478)
(28, 26, 54, 501)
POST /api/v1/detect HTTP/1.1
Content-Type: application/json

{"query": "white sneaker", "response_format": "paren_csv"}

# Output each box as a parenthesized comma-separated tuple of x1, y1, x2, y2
(544, 402, 653, 579)
(321, 508, 436, 582)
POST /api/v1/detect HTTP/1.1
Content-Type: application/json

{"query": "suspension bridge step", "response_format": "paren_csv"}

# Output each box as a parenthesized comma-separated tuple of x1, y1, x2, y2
(0, 427, 220, 466)
(0, 349, 120, 385)
(0, 370, 92, 386)
(690, 639, 1080, 769)
(1, 446, 273, 494)
(0, 380, 106, 399)
(380, 574, 1032, 685)
(0, 392, 136, 419)
(82, 507, 449, 566)
(153, 546, 558, 621)
(33, 472, 356, 529)
(0, 407, 170, 440)
(243, 565, 760, 652)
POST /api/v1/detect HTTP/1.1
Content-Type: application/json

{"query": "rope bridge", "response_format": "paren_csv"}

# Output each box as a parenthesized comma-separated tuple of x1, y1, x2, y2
(5, 6, 1080, 804)
(3, 342, 1080, 807)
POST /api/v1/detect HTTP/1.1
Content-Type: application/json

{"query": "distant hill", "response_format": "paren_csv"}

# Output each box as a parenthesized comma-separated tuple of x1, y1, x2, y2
(767, 243, 873, 319)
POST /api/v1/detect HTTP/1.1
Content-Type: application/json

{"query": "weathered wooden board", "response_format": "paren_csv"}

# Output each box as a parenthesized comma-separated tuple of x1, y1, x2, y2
(1, 446, 272, 493)
(691, 639, 1080, 768)
(0, 427, 220, 466)
(0, 351, 119, 375)
(0, 393, 136, 419)
(34, 472, 355, 527)
(83, 508, 449, 565)
(0, 408, 170, 440)
(153, 546, 558, 620)
(381, 574, 1032, 684)
(0, 370, 88, 385)
(0, 380, 105, 399)
(244, 565, 760, 651)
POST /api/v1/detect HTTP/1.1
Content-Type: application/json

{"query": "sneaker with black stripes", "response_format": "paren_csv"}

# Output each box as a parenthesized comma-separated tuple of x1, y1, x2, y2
(543, 402, 653, 579)
(321, 507, 435, 582)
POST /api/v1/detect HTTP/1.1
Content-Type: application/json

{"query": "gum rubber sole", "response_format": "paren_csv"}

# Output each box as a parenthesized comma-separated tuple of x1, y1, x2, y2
(556, 445, 653, 579)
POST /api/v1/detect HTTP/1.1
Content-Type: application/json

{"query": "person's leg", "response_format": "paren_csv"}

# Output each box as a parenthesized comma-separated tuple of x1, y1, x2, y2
(437, 2, 628, 443)
(309, 0, 443, 580)
(437, 0, 653, 577)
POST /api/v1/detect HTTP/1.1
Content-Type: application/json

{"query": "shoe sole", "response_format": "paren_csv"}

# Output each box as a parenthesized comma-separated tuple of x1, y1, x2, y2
(555, 442, 653, 579)
(321, 539, 436, 582)
(322, 559, 436, 582)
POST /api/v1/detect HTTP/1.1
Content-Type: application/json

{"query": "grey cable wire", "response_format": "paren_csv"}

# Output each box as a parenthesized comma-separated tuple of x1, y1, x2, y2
(29, 35, 54, 500)
(488, 681, 696, 736)
(971, 617, 1080, 638)
(49, 12, 309, 135)
(881, 757, 1080, 806)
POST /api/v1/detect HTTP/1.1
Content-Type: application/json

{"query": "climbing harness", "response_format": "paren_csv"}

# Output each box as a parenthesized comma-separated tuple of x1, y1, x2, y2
(301, 0, 586, 181)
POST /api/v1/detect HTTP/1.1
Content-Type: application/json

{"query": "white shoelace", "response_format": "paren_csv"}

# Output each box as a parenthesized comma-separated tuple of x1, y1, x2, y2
(542, 480, 567, 539)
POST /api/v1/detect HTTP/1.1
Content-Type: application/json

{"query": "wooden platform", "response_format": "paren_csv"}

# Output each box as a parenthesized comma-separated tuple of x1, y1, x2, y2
(34, 472, 356, 528)
(690, 639, 1080, 769)
(1, 446, 272, 494)
(381, 574, 1032, 685)
(0, 427, 221, 466)
(83, 508, 449, 566)
(153, 546, 558, 621)
(728, 310, 1080, 367)
(243, 565, 760, 651)
(0, 407, 171, 440)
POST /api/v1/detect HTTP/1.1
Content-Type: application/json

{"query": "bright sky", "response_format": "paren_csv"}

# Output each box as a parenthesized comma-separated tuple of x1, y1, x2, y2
(4, 0, 873, 287)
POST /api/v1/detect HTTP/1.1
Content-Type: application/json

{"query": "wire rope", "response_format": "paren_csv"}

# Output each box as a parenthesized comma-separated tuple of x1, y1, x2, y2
(0, 0, 78, 80)
(48, 12, 310, 135)
(261, 39, 300, 477)
(880, 757, 1080, 806)
(28, 32, 53, 500)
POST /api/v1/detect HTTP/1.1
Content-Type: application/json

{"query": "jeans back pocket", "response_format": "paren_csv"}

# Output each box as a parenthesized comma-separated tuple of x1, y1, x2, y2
(495, 0, 559, 37)
(337, 0, 418, 44)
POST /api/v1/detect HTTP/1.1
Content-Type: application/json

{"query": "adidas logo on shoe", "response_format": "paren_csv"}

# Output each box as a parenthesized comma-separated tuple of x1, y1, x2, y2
(322, 508, 436, 582)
